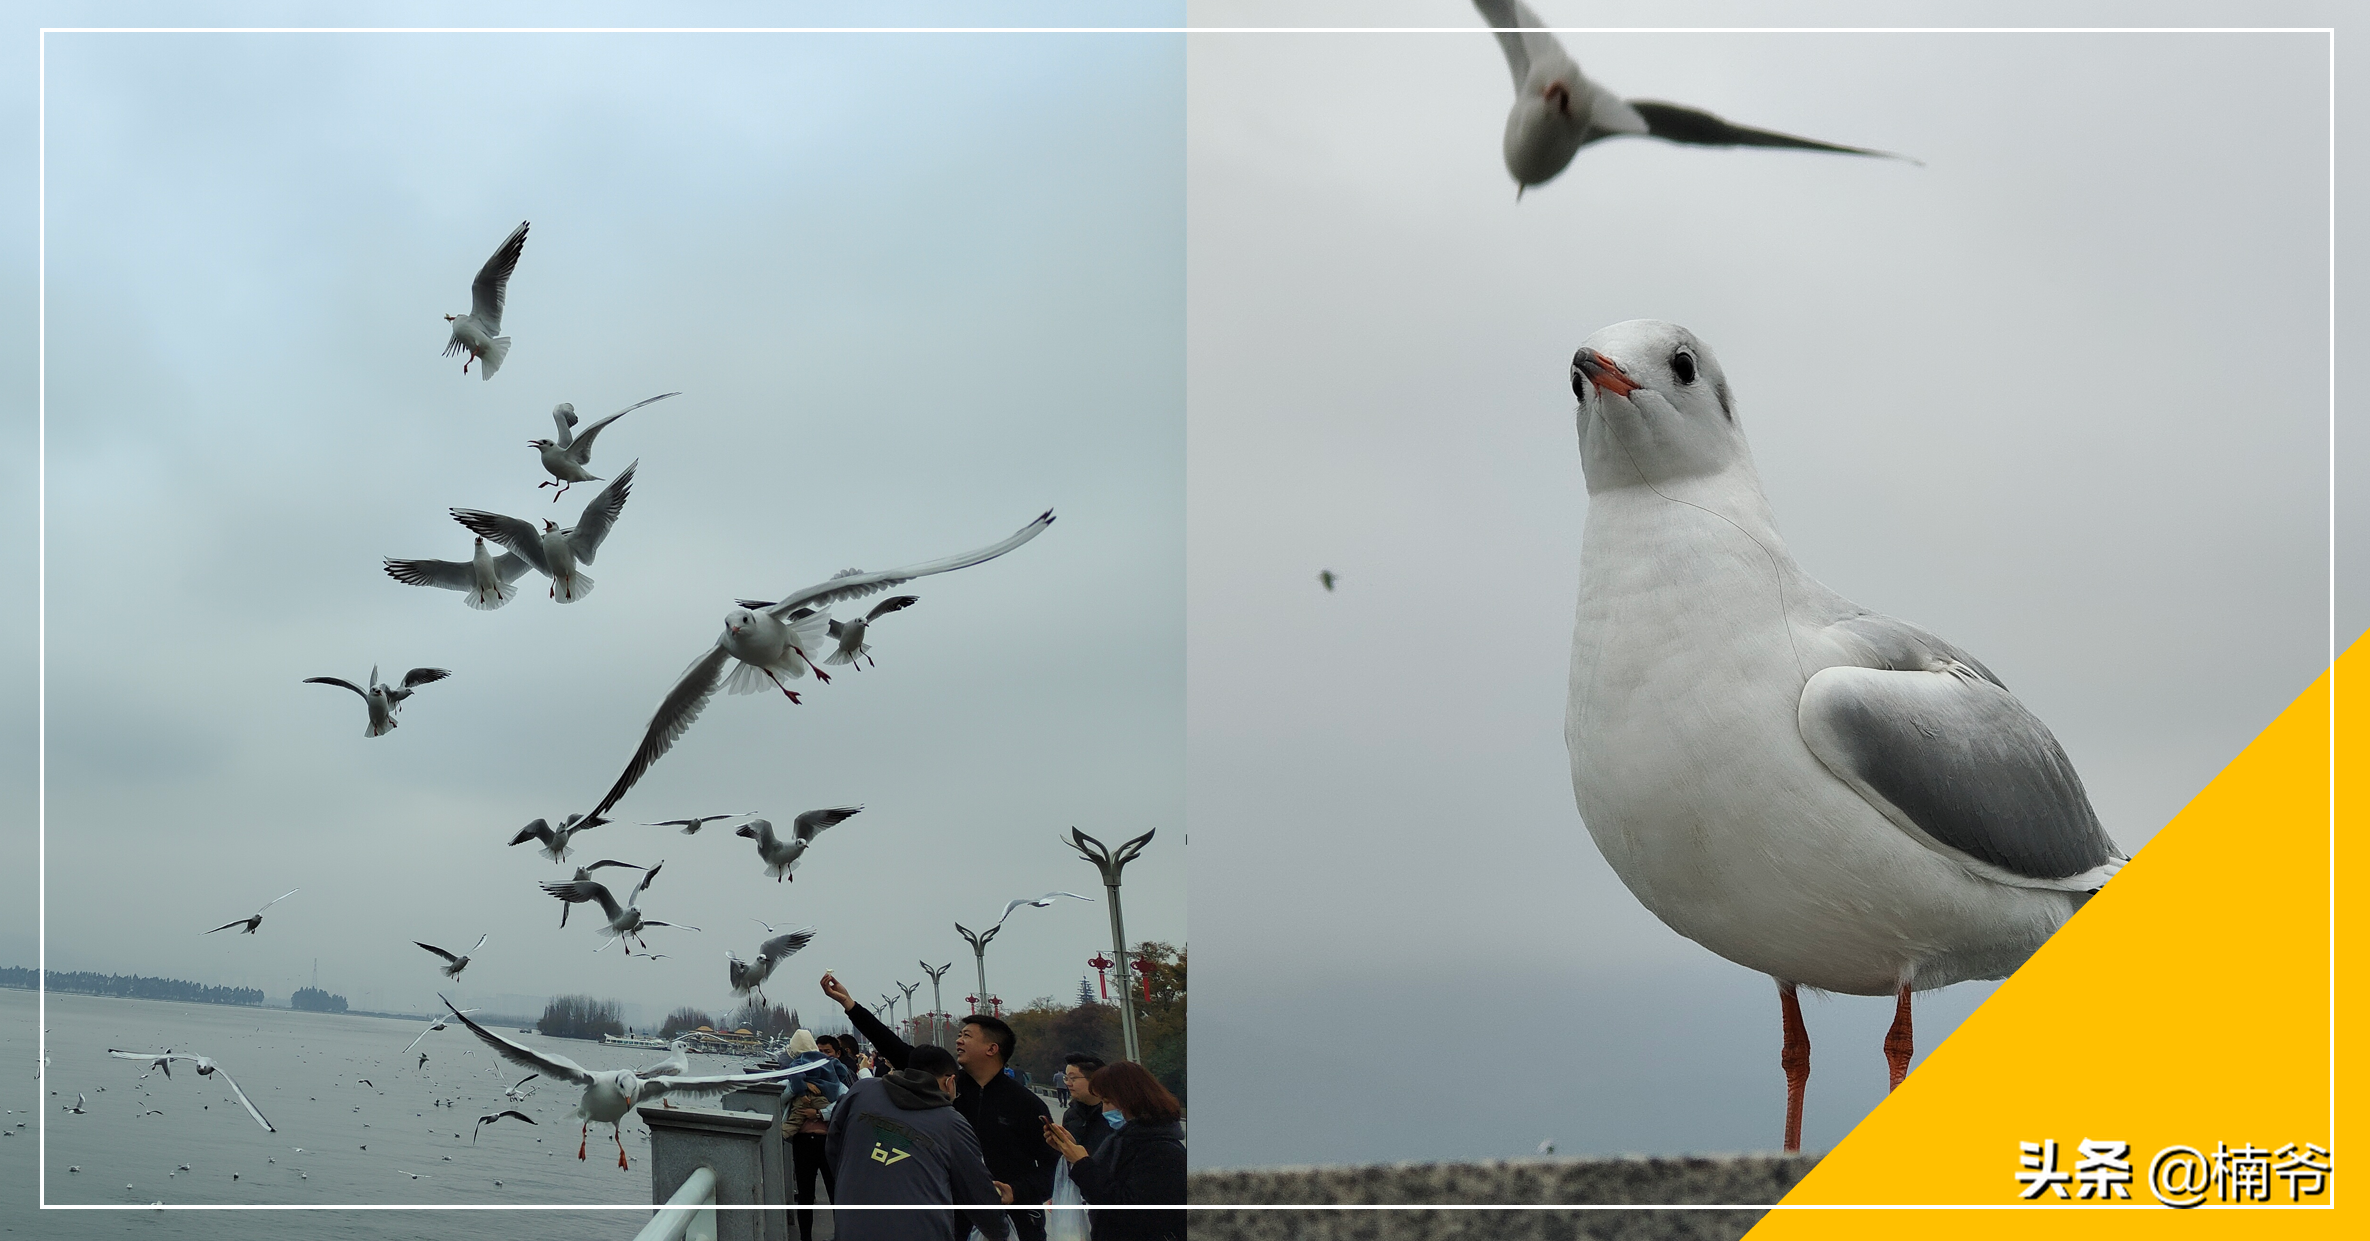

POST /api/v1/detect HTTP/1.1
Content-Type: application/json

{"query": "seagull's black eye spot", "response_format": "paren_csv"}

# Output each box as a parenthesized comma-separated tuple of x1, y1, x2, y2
(1672, 351, 1699, 386)
(1570, 353, 1589, 402)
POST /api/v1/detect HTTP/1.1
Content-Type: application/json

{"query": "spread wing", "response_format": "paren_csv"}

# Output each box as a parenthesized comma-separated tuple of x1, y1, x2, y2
(383, 551, 531, 590)
(1629, 100, 1911, 161)
(439, 997, 593, 1084)
(1798, 614, 2121, 891)
(762, 510, 1054, 620)
(470, 221, 528, 330)
(563, 461, 636, 563)
(400, 668, 453, 690)
(634, 1062, 827, 1102)
(510, 819, 554, 847)
(757, 928, 816, 964)
(864, 594, 920, 623)
(207, 1065, 276, 1132)
(588, 645, 732, 820)
(566, 393, 678, 466)
(303, 677, 367, 700)
(450, 509, 552, 576)
(540, 878, 626, 923)
(1472, 0, 1568, 93)
(792, 806, 862, 842)
(414, 942, 462, 966)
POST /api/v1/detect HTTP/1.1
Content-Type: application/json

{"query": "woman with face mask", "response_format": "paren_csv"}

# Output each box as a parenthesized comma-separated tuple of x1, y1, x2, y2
(1040, 1060, 1185, 1241)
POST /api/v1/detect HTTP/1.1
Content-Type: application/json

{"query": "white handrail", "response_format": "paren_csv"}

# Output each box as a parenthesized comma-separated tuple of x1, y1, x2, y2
(633, 1164, 718, 1241)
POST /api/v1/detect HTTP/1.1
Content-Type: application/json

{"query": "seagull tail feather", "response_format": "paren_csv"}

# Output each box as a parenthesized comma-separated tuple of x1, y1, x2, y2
(478, 336, 512, 379)
(554, 572, 594, 604)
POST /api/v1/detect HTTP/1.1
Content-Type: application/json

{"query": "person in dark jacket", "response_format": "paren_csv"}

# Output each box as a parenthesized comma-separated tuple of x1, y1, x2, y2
(1058, 1054, 1115, 1155)
(825, 1044, 1013, 1241)
(1040, 1060, 1185, 1241)
(825, 971, 1055, 1241)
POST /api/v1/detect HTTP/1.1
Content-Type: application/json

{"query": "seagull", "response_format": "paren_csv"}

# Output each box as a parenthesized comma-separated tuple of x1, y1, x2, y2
(442, 220, 526, 378)
(414, 934, 488, 979)
(540, 861, 694, 953)
(1318, 570, 1337, 591)
(504, 1074, 538, 1102)
(451, 461, 637, 603)
(302, 666, 451, 738)
(736, 808, 861, 883)
(1562, 320, 2122, 1153)
(532, 393, 677, 501)
(402, 1009, 481, 1056)
(642, 813, 756, 836)
(434, 998, 827, 1169)
(509, 813, 607, 864)
(384, 536, 535, 611)
(994, 891, 1094, 927)
(473, 1110, 538, 1143)
(556, 858, 648, 926)
(206, 889, 298, 936)
(1473, 0, 1909, 197)
(395, 1169, 433, 1180)
(727, 926, 817, 1003)
(585, 510, 1054, 819)
(62, 1094, 86, 1114)
(822, 595, 919, 669)
(1538, 1137, 1556, 1155)
(105, 1052, 274, 1131)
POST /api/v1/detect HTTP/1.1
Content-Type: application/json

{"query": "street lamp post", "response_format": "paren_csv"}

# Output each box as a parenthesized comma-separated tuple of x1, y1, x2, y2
(921, 961, 953, 1047)
(1065, 827, 1155, 1062)
(897, 980, 921, 1042)
(955, 921, 1000, 1023)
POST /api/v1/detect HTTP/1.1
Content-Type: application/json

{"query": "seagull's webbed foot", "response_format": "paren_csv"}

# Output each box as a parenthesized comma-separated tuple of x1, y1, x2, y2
(763, 670, 803, 704)
(615, 1128, 630, 1170)
(578, 1123, 588, 1160)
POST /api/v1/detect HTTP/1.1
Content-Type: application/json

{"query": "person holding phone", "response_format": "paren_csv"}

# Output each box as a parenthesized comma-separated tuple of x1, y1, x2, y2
(1039, 1061, 1185, 1241)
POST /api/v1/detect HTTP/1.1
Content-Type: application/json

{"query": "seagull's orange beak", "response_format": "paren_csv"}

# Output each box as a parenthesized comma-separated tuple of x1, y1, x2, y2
(1573, 348, 1640, 397)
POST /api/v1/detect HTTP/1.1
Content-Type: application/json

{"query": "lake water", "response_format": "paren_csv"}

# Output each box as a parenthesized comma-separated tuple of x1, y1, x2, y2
(0, 987, 807, 1238)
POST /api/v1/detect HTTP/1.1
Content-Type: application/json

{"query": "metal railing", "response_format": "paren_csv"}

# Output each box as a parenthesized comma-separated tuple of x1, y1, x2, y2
(633, 1164, 718, 1241)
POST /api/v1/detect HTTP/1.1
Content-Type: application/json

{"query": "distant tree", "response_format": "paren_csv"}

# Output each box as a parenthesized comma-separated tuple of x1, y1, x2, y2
(1077, 977, 1097, 1006)
(724, 1000, 799, 1036)
(538, 994, 626, 1040)
(8, 968, 263, 1008)
(290, 986, 348, 1013)
(1133, 941, 1186, 1105)
(660, 1007, 713, 1038)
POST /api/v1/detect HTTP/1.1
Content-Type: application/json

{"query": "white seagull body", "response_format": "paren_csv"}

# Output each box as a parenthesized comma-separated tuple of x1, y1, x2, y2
(1474, 0, 1907, 196)
(727, 926, 817, 1001)
(206, 889, 298, 936)
(824, 595, 919, 668)
(1563, 320, 2121, 1151)
(452, 461, 637, 603)
(736, 807, 861, 883)
(442, 221, 526, 378)
(510, 813, 606, 864)
(384, 536, 534, 611)
(105, 1051, 275, 1131)
(540, 861, 693, 953)
(437, 999, 825, 1168)
(586, 510, 1055, 819)
(414, 933, 488, 979)
(302, 666, 451, 737)
(533, 393, 677, 500)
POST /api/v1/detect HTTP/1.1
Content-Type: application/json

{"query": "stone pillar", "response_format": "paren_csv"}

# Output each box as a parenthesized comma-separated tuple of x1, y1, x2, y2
(642, 1103, 788, 1241)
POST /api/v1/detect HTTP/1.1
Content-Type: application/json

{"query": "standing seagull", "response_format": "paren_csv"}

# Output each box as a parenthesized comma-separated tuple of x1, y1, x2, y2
(532, 392, 678, 501)
(451, 461, 637, 603)
(442, 220, 527, 378)
(434, 998, 825, 1169)
(586, 510, 1054, 819)
(993, 891, 1094, 928)
(1562, 320, 2120, 1152)
(735, 807, 862, 883)
(727, 925, 817, 1004)
(206, 889, 298, 936)
(383, 536, 535, 611)
(104, 1052, 275, 1131)
(1473, 1, 1907, 197)
(414, 934, 488, 979)
(823, 595, 919, 669)
(302, 666, 451, 737)
(509, 813, 607, 864)
(540, 862, 694, 953)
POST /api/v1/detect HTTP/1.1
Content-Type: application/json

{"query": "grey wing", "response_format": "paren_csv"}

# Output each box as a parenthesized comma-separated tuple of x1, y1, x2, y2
(1798, 655, 2120, 890)
(1628, 100, 1913, 161)
(509, 819, 554, 847)
(566, 393, 677, 466)
(470, 221, 528, 331)
(440, 999, 593, 1084)
(414, 942, 462, 966)
(1472, 0, 1564, 92)
(565, 460, 636, 563)
(758, 929, 815, 962)
(588, 644, 732, 821)
(630, 860, 665, 902)
(208, 1066, 276, 1132)
(382, 557, 478, 591)
(639, 1064, 824, 1101)
(303, 677, 368, 700)
(793, 805, 862, 842)
(764, 510, 1053, 619)
(540, 878, 625, 923)
(582, 858, 646, 873)
(551, 403, 579, 448)
(401, 668, 453, 690)
(450, 509, 552, 575)
(864, 594, 919, 623)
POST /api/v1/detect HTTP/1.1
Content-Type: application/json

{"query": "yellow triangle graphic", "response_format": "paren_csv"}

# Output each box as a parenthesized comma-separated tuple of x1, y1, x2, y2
(1745, 634, 2352, 1235)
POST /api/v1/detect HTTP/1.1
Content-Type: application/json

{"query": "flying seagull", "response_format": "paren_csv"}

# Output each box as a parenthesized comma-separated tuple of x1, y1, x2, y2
(503, 1073, 538, 1101)
(994, 891, 1094, 928)
(642, 813, 756, 836)
(302, 666, 451, 737)
(540, 861, 693, 953)
(509, 813, 606, 864)
(384, 536, 535, 611)
(442, 220, 527, 378)
(435, 997, 826, 1169)
(62, 1094, 87, 1115)
(1562, 319, 2121, 1152)
(1318, 570, 1336, 591)
(555, 858, 648, 927)
(451, 461, 637, 604)
(585, 510, 1055, 819)
(532, 392, 678, 501)
(473, 1110, 538, 1143)
(736, 808, 862, 883)
(823, 595, 919, 669)
(105, 1052, 274, 1131)
(414, 934, 489, 979)
(206, 889, 298, 936)
(1473, 0, 1909, 197)
(403, 1008, 481, 1056)
(728, 926, 817, 1004)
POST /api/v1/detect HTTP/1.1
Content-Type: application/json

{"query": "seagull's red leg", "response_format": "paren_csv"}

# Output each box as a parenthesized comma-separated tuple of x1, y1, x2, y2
(794, 647, 832, 684)
(764, 669, 803, 704)
(616, 1125, 631, 1169)
(578, 1122, 588, 1160)
(1779, 981, 1810, 1154)
(1884, 985, 1914, 1092)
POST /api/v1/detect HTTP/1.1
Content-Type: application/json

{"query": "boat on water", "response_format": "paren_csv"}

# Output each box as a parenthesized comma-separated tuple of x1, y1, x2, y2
(601, 1033, 673, 1050)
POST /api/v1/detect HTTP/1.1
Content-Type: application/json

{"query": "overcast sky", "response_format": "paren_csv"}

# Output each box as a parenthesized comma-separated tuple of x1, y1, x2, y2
(15, 6, 1186, 1034)
(1186, 0, 2355, 1169)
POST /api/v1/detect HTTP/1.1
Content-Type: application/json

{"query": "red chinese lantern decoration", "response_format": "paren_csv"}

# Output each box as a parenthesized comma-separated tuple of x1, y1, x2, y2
(964, 994, 978, 1014)
(1131, 958, 1155, 1002)
(1088, 953, 1114, 999)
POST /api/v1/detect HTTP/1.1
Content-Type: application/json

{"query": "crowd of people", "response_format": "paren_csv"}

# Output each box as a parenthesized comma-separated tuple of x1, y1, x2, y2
(758, 970, 1185, 1241)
